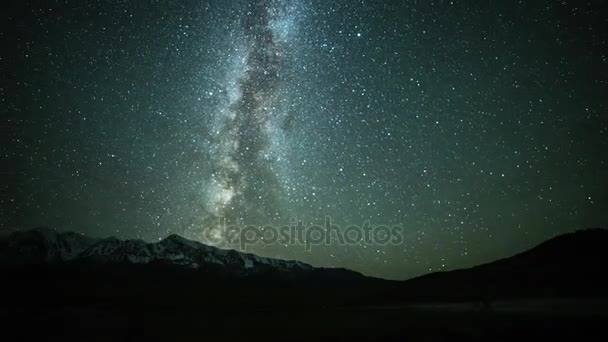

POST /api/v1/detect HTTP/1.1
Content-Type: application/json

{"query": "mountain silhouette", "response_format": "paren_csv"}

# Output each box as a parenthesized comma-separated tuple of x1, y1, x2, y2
(2, 227, 607, 304)
(379, 228, 608, 304)
(0, 227, 379, 282)
(1, 227, 607, 341)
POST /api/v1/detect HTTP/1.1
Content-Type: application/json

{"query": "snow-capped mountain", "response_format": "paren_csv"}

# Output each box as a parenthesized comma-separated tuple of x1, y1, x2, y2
(0, 228, 101, 263)
(0, 228, 314, 275)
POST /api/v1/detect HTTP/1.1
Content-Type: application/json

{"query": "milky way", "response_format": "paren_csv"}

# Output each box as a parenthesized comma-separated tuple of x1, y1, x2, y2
(5, 0, 607, 279)
(201, 0, 298, 244)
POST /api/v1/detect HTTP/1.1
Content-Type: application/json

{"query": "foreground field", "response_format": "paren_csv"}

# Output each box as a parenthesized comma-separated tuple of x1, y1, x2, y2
(3, 299, 606, 341)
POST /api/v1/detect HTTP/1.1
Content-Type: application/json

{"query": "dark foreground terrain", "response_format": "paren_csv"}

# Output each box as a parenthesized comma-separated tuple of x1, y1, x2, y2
(3, 297, 607, 341)
(2, 228, 607, 341)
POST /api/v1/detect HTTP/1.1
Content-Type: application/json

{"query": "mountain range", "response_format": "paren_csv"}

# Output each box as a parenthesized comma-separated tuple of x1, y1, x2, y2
(0, 227, 314, 275)
(2, 227, 608, 341)
(1, 227, 607, 308)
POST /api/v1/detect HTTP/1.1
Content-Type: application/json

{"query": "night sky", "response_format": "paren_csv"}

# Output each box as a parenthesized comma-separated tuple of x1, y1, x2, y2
(3, 0, 607, 280)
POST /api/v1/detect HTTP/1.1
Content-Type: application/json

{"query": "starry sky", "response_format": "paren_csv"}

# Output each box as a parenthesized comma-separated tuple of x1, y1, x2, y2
(3, 0, 607, 280)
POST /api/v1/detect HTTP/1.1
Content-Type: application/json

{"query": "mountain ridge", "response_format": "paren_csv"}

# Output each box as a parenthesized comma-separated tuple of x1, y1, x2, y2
(0, 227, 388, 287)
(0, 227, 322, 276)
(381, 227, 608, 303)
(2, 226, 607, 303)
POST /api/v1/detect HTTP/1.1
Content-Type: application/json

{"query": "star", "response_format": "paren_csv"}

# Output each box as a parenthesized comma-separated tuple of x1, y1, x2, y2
(4, 0, 608, 280)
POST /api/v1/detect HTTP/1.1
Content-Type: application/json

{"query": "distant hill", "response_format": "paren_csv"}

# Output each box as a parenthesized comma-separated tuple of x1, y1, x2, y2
(383, 228, 608, 304)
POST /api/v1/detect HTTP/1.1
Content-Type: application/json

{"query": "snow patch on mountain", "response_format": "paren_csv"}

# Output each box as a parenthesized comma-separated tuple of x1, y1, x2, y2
(0, 228, 314, 275)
